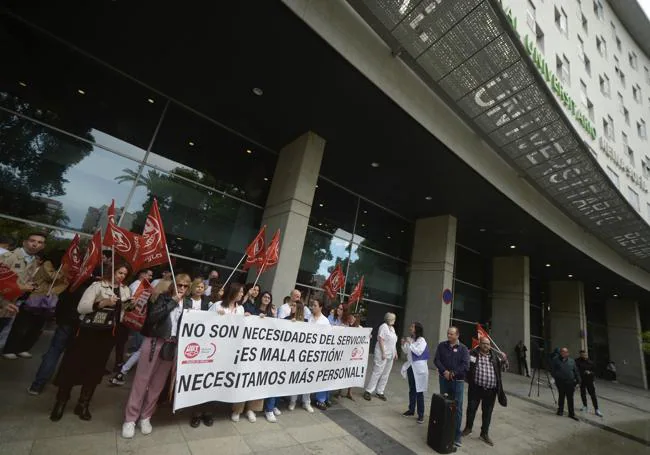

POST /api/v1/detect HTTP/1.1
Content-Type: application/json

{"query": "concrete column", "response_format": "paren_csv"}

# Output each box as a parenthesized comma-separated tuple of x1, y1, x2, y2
(549, 281, 587, 356)
(606, 299, 647, 389)
(403, 215, 456, 364)
(491, 256, 530, 371)
(253, 132, 325, 300)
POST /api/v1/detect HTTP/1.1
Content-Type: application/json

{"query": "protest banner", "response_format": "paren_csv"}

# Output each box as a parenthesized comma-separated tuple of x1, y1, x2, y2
(174, 311, 371, 411)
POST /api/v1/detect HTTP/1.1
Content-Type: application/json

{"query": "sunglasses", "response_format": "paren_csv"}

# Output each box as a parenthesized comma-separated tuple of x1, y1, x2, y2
(177, 284, 190, 288)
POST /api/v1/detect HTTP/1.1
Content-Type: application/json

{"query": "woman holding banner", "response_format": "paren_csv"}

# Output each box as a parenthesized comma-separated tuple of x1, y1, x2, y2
(50, 264, 131, 422)
(121, 273, 191, 438)
(253, 291, 276, 318)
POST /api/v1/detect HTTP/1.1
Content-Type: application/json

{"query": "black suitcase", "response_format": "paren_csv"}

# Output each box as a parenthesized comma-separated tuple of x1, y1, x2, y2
(427, 393, 457, 454)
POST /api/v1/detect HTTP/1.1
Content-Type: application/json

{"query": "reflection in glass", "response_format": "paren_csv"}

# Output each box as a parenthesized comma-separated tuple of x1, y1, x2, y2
(452, 281, 488, 323)
(353, 200, 412, 260)
(169, 256, 247, 286)
(309, 179, 357, 236)
(0, 110, 142, 231)
(148, 105, 276, 206)
(120, 165, 263, 270)
(0, 15, 162, 153)
(297, 227, 350, 296)
(346, 245, 407, 307)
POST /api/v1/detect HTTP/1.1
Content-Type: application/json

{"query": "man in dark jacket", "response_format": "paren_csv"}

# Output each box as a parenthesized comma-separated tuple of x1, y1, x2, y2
(551, 347, 580, 421)
(433, 326, 470, 448)
(515, 340, 530, 377)
(575, 350, 603, 417)
(461, 337, 504, 447)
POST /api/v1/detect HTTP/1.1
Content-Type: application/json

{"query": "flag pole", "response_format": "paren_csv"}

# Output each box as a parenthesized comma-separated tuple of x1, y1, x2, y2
(46, 264, 64, 296)
(220, 253, 246, 291)
(252, 264, 264, 289)
(111, 246, 115, 289)
(164, 243, 178, 292)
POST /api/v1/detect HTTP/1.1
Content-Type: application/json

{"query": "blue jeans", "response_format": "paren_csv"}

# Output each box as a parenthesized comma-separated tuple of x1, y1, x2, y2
(314, 391, 328, 403)
(264, 397, 277, 413)
(407, 367, 425, 419)
(439, 377, 465, 443)
(30, 325, 74, 392)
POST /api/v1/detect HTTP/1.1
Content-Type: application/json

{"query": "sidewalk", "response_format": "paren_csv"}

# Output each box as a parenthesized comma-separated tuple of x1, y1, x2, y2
(0, 333, 648, 454)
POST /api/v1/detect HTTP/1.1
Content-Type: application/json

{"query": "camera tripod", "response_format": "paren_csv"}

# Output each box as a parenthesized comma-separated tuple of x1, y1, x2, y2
(528, 353, 557, 404)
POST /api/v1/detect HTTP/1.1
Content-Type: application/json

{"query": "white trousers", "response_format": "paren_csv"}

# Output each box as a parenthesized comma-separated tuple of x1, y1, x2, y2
(365, 356, 394, 394)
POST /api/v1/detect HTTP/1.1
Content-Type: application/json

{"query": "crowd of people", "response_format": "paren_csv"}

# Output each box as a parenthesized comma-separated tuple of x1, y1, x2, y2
(0, 232, 608, 449)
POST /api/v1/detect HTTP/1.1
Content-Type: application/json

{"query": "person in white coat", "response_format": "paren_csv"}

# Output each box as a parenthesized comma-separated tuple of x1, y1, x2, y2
(401, 322, 429, 424)
(363, 312, 398, 401)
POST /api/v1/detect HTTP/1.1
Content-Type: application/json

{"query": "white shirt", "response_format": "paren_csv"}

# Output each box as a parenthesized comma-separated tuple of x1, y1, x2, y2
(304, 306, 312, 320)
(277, 302, 291, 319)
(376, 323, 398, 358)
(129, 280, 141, 295)
(310, 313, 330, 326)
(0, 247, 8, 255)
(169, 301, 184, 337)
(190, 297, 203, 310)
(151, 279, 161, 287)
(210, 301, 244, 315)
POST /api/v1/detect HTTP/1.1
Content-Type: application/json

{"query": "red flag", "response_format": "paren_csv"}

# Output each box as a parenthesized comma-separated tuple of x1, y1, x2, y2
(0, 264, 24, 301)
(323, 264, 345, 300)
(137, 199, 168, 269)
(122, 278, 152, 331)
(70, 230, 102, 292)
(260, 229, 280, 273)
(103, 199, 142, 270)
(348, 276, 365, 306)
(477, 323, 490, 342)
(472, 337, 480, 350)
(243, 226, 266, 270)
(61, 234, 82, 280)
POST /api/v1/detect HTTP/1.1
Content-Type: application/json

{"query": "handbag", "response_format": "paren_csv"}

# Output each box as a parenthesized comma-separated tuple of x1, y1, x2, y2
(23, 294, 58, 315)
(159, 338, 178, 361)
(79, 308, 117, 330)
(498, 387, 508, 407)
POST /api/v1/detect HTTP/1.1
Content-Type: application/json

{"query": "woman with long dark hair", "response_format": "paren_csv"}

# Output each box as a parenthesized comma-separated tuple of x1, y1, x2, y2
(121, 273, 192, 438)
(401, 321, 429, 424)
(50, 263, 131, 422)
(253, 291, 276, 317)
(241, 282, 260, 315)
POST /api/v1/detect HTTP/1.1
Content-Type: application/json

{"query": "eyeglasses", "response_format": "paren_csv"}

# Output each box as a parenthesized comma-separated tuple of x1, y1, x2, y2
(177, 284, 190, 288)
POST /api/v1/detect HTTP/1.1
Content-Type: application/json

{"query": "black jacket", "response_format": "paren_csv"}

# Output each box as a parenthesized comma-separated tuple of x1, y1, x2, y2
(141, 294, 207, 339)
(575, 357, 596, 382)
(467, 347, 504, 391)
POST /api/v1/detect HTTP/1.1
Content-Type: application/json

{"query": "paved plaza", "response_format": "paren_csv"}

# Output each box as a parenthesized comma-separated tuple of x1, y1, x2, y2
(0, 332, 648, 455)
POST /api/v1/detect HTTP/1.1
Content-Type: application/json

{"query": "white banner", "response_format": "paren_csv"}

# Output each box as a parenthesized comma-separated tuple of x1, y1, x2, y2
(173, 311, 371, 411)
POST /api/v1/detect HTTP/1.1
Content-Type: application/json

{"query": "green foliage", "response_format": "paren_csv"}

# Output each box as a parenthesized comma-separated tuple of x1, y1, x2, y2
(642, 331, 650, 355)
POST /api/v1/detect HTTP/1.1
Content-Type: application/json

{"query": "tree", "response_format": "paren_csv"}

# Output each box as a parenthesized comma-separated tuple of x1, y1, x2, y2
(0, 95, 93, 227)
(643, 331, 650, 355)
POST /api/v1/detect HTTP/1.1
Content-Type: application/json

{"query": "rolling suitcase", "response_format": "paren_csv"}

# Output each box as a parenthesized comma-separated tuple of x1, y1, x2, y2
(427, 393, 457, 454)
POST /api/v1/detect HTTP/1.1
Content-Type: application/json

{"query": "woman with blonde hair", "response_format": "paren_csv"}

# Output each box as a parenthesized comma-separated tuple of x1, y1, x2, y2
(122, 273, 192, 438)
(50, 263, 131, 422)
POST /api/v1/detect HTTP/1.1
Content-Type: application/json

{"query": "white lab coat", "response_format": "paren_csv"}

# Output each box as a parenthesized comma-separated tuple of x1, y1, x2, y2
(401, 337, 429, 393)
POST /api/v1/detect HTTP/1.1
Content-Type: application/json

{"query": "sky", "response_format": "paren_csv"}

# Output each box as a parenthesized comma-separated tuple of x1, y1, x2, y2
(641, 0, 650, 16)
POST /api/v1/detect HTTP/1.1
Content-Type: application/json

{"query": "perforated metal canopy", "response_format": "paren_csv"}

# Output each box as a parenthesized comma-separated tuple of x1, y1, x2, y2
(347, 0, 650, 273)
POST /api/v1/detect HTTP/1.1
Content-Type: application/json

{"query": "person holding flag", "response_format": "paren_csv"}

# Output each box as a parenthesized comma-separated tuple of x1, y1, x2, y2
(50, 256, 132, 422)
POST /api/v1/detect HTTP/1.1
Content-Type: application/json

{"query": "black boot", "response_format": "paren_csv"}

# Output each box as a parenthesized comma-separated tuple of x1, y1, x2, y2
(50, 400, 67, 422)
(74, 385, 94, 421)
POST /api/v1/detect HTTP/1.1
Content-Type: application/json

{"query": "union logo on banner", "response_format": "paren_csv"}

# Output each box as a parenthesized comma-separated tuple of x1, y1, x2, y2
(137, 199, 168, 269)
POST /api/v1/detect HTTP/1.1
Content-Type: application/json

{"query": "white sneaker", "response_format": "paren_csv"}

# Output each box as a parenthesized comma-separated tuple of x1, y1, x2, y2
(246, 410, 256, 423)
(265, 411, 277, 423)
(595, 409, 603, 417)
(272, 407, 282, 416)
(17, 352, 32, 359)
(122, 422, 136, 439)
(303, 403, 314, 413)
(2, 353, 17, 360)
(231, 412, 240, 422)
(288, 401, 296, 411)
(140, 418, 152, 435)
(580, 406, 588, 412)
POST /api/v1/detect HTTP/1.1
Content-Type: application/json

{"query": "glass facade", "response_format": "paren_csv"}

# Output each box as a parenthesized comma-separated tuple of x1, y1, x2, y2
(0, 12, 415, 313)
